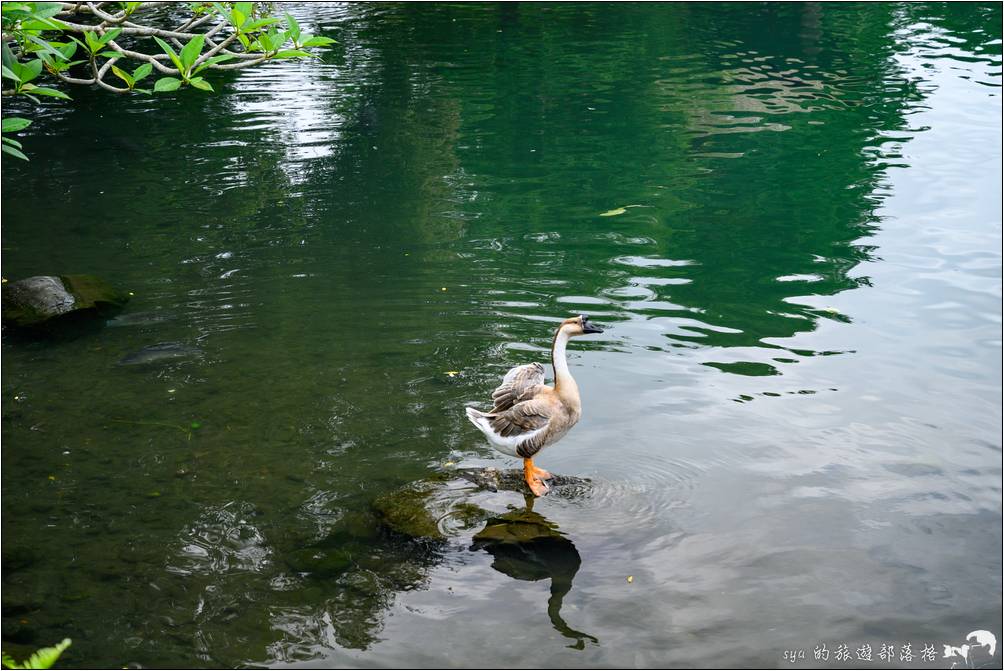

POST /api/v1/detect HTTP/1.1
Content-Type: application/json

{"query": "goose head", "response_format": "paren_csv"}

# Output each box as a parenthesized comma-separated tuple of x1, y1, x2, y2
(560, 314, 604, 337)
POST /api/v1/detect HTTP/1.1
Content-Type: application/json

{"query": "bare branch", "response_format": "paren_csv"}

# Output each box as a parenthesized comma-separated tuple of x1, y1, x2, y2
(54, 71, 96, 85)
(105, 40, 179, 74)
(211, 56, 270, 71)
(120, 20, 203, 40)
(94, 76, 129, 93)
(58, 18, 201, 40)
(194, 32, 239, 67)
(176, 11, 217, 34)
(85, 2, 126, 24)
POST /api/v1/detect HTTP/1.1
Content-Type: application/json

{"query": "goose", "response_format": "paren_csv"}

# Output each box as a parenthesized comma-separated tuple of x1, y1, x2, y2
(466, 315, 604, 496)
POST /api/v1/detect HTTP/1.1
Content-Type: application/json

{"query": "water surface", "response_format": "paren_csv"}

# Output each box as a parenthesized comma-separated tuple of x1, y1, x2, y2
(2, 3, 1001, 668)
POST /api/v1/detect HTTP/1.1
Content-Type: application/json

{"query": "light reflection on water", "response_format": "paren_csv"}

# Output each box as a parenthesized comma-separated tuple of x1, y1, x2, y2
(1, 2, 1000, 668)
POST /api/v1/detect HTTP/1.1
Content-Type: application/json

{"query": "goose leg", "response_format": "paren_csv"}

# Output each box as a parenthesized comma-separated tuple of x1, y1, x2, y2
(523, 458, 551, 497)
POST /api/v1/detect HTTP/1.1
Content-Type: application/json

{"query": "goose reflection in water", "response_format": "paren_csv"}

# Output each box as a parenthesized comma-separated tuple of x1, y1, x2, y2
(470, 497, 598, 649)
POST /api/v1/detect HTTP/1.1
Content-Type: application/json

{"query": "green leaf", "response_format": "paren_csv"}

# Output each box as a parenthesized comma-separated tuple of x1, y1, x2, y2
(243, 17, 279, 32)
(300, 36, 336, 48)
(188, 76, 213, 92)
(23, 86, 71, 99)
(111, 64, 134, 87)
(285, 12, 300, 41)
(272, 50, 311, 59)
(179, 34, 205, 72)
(132, 63, 152, 81)
(192, 54, 233, 74)
(152, 36, 184, 72)
(57, 40, 78, 60)
(97, 28, 122, 47)
(153, 76, 182, 92)
(1, 65, 20, 82)
(20, 16, 64, 31)
(3, 137, 24, 148)
(2, 43, 16, 70)
(230, 8, 246, 30)
(24, 33, 65, 59)
(18, 58, 43, 83)
(1, 144, 28, 161)
(23, 639, 72, 669)
(2, 117, 31, 132)
(84, 30, 102, 54)
(31, 2, 63, 20)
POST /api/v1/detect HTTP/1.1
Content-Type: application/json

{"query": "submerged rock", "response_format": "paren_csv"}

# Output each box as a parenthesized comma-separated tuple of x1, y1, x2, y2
(2, 274, 129, 328)
(372, 476, 486, 540)
(117, 342, 202, 366)
(371, 468, 591, 541)
(455, 467, 590, 494)
(106, 310, 176, 328)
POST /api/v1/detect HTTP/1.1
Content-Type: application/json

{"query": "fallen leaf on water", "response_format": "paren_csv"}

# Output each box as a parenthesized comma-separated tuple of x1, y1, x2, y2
(626, 575, 634, 583)
(445, 371, 460, 377)
(443, 461, 456, 467)
(599, 204, 645, 217)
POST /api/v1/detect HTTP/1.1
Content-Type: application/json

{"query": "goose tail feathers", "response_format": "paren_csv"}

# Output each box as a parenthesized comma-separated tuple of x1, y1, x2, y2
(465, 406, 488, 426)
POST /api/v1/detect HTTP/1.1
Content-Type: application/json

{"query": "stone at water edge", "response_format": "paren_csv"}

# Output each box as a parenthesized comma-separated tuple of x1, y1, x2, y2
(2, 274, 130, 328)
(371, 468, 593, 541)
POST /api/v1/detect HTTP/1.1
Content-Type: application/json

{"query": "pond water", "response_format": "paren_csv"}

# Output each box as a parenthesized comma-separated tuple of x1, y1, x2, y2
(2, 3, 1001, 668)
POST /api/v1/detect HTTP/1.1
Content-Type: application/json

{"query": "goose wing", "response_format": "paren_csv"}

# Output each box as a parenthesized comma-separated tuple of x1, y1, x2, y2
(489, 398, 553, 458)
(490, 362, 546, 413)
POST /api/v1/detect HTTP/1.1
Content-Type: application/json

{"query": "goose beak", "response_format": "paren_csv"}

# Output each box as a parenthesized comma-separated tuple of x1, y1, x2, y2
(582, 318, 604, 334)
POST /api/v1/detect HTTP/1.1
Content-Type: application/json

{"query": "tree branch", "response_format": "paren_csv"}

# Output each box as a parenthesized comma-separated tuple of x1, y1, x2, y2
(85, 2, 126, 24)
(105, 40, 178, 74)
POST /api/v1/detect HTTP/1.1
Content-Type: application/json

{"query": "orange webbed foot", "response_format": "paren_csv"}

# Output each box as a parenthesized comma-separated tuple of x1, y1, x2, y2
(523, 458, 552, 497)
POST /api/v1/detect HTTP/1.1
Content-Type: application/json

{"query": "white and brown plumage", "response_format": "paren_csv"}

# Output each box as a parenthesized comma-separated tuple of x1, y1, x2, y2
(466, 315, 604, 496)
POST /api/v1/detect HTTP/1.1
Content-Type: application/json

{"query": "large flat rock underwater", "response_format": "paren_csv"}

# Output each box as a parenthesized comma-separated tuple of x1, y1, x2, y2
(371, 467, 592, 541)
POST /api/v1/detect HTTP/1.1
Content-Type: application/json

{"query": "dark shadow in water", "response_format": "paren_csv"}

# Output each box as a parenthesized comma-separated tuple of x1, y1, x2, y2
(470, 496, 598, 649)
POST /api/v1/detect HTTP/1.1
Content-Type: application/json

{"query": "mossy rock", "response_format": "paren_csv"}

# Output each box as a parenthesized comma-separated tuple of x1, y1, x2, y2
(371, 468, 591, 541)
(372, 481, 449, 540)
(372, 476, 494, 541)
(454, 467, 591, 495)
(2, 274, 129, 328)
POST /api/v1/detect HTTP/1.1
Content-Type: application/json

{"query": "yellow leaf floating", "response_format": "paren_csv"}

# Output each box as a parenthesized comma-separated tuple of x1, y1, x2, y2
(626, 575, 634, 583)
(599, 204, 645, 217)
(445, 371, 460, 377)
